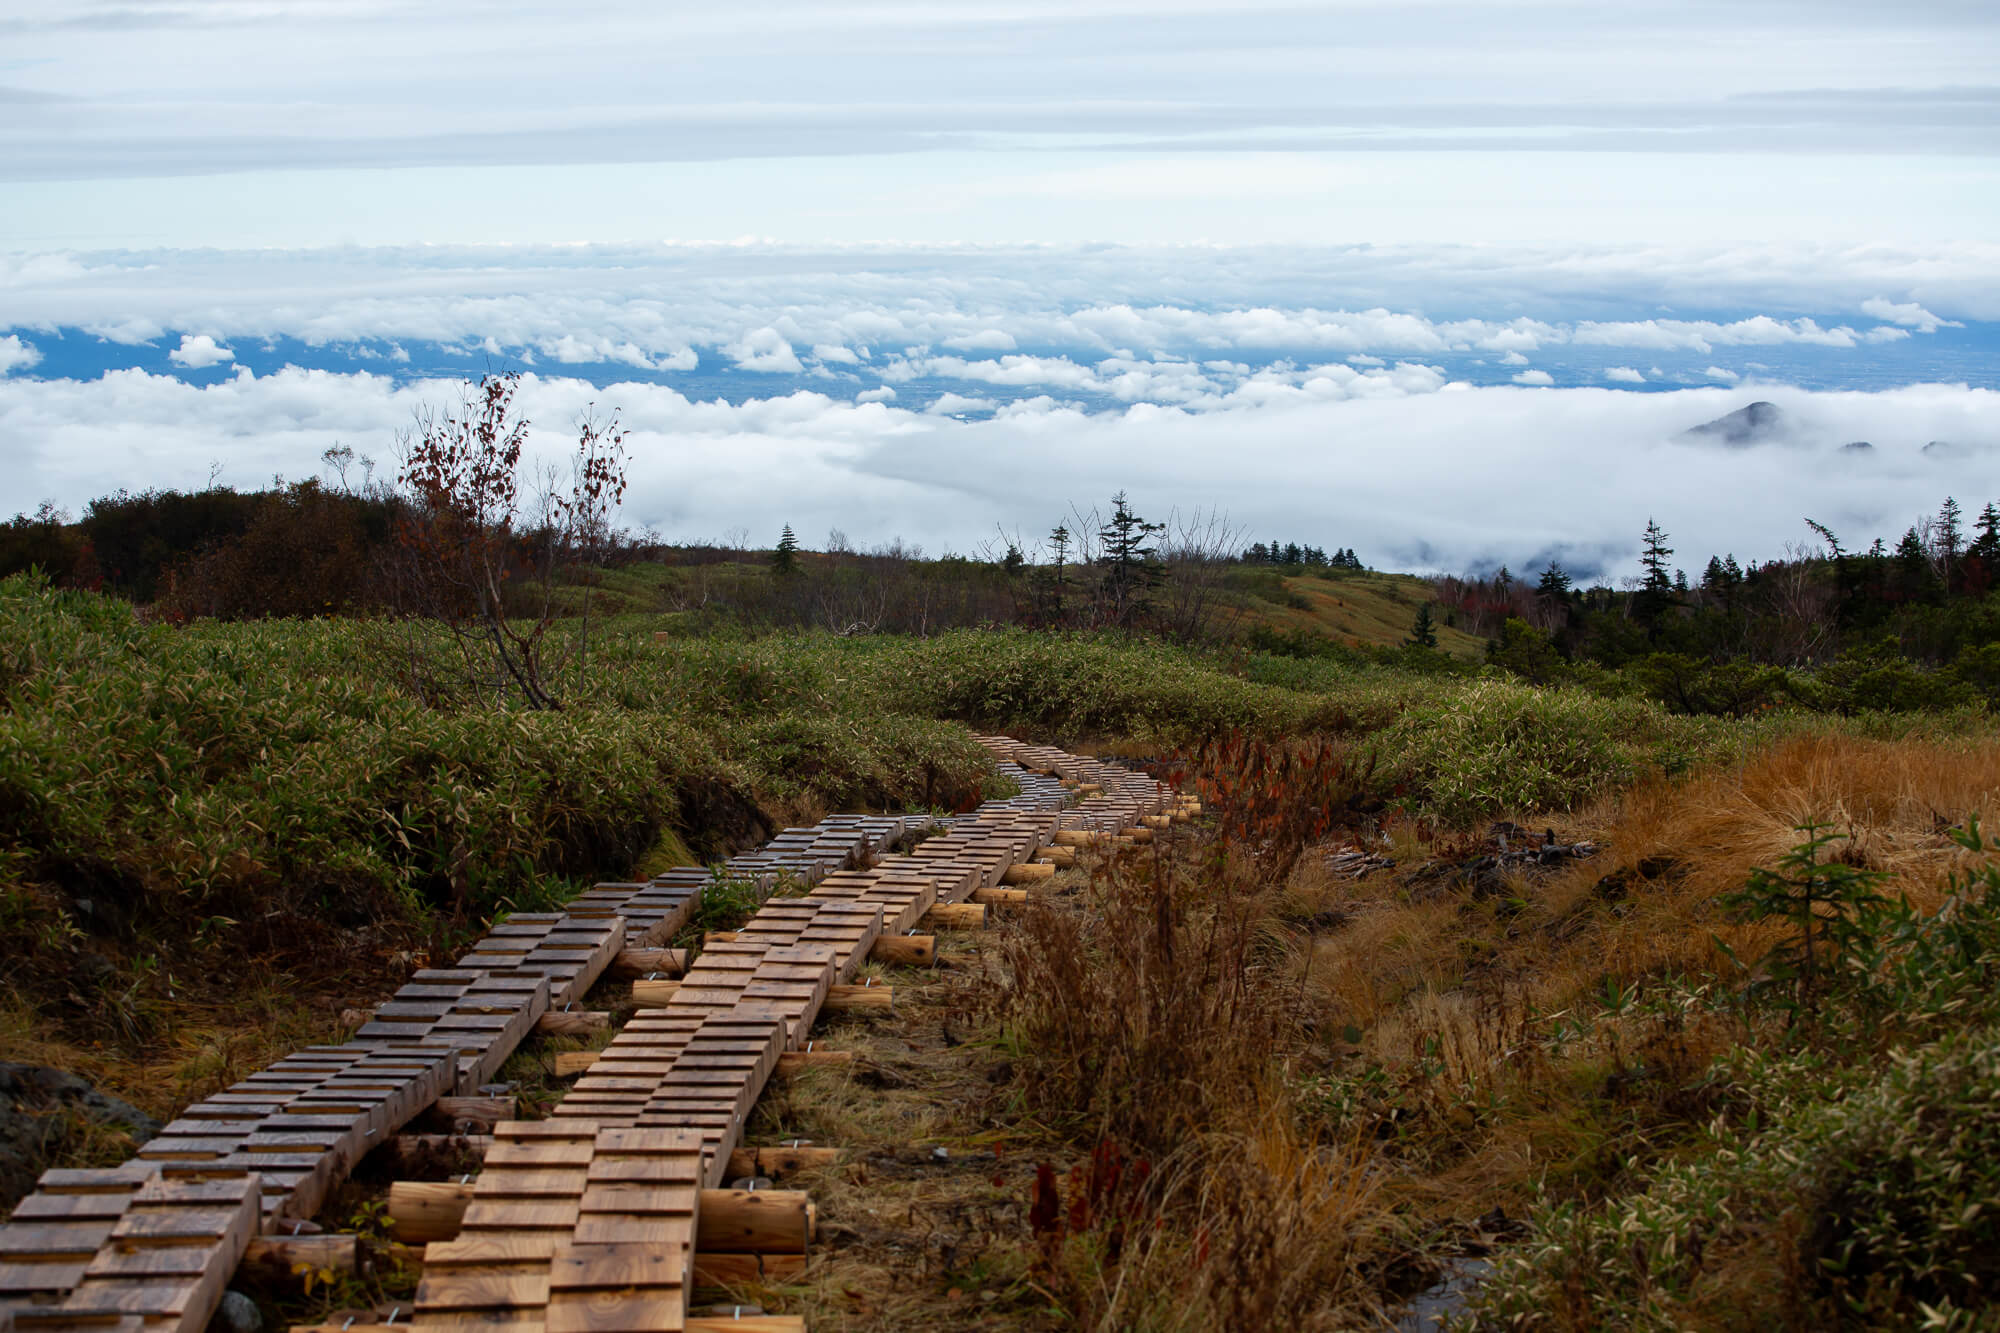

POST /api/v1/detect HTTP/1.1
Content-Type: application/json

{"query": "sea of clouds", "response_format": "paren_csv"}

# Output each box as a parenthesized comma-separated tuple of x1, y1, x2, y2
(4, 241, 1997, 581)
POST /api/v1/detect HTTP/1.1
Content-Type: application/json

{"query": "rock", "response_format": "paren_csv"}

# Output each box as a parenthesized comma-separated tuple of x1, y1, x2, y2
(1680, 400, 1785, 446)
(0, 1063, 161, 1210)
(209, 1290, 262, 1333)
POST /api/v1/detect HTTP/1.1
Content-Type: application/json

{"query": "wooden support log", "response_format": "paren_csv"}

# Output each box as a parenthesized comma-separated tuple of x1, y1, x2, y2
(822, 984, 893, 1013)
(1000, 862, 1056, 885)
(1171, 810, 1191, 824)
(386, 1182, 812, 1251)
(1141, 815, 1172, 830)
(868, 934, 935, 966)
(383, 1133, 492, 1174)
(919, 903, 986, 930)
(241, 1234, 358, 1279)
(686, 1319, 805, 1333)
(725, 1146, 842, 1178)
(971, 887, 1027, 906)
(607, 946, 689, 978)
(1078, 783, 1103, 794)
(692, 1252, 808, 1287)
(552, 1051, 598, 1078)
(1052, 830, 1102, 848)
(386, 1180, 475, 1244)
(417, 1095, 514, 1135)
(773, 1050, 854, 1078)
(631, 978, 682, 1007)
(383, 1247, 806, 1289)
(707, 930, 741, 943)
(533, 1009, 609, 1036)
(1034, 847, 1076, 867)
(697, 1189, 813, 1253)
(1127, 828, 1153, 844)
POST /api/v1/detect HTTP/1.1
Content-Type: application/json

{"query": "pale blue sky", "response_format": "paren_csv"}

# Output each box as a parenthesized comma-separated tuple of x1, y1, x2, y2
(4, 0, 1999, 247)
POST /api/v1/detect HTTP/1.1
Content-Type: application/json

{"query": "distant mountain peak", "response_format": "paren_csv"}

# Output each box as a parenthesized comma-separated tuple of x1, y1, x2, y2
(1681, 400, 1785, 446)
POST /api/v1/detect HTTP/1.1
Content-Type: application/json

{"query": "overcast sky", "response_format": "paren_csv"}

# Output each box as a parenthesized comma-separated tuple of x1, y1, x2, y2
(2, 1, 1996, 577)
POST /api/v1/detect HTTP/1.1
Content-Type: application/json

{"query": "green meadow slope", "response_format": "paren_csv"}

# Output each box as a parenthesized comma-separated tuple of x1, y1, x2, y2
(1228, 567, 1485, 659)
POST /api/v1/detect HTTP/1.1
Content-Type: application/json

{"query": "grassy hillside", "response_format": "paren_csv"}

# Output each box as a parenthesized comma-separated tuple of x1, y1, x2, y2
(7, 573, 2000, 1329)
(1226, 565, 1486, 658)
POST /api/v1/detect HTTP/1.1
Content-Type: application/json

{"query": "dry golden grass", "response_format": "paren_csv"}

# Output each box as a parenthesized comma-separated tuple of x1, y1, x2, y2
(1308, 730, 2000, 1029)
(1283, 728, 2000, 1231)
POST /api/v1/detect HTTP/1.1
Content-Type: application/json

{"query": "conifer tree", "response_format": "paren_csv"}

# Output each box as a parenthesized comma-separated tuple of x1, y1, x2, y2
(1636, 518, 1676, 621)
(1407, 601, 1439, 649)
(771, 523, 800, 576)
(1536, 560, 1572, 607)
(1097, 492, 1165, 628)
(1937, 496, 1964, 592)
(1971, 503, 2000, 564)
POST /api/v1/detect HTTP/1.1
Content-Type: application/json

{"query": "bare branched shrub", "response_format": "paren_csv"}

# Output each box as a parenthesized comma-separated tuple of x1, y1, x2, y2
(384, 374, 626, 708)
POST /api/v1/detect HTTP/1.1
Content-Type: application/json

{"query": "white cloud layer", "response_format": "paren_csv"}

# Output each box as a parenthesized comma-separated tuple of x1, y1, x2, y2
(167, 334, 233, 368)
(4, 241, 1987, 401)
(0, 335, 40, 375)
(4, 367, 1995, 583)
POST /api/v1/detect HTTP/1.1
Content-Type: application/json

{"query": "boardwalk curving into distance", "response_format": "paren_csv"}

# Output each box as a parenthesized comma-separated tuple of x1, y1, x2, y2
(0, 738, 1194, 1333)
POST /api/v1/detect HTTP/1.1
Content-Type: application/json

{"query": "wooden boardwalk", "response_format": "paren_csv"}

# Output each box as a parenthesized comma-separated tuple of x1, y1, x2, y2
(0, 737, 1185, 1333)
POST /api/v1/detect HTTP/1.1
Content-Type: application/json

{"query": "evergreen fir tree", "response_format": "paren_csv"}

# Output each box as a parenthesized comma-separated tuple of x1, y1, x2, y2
(1970, 503, 2000, 564)
(1937, 496, 1964, 592)
(1636, 518, 1676, 620)
(771, 523, 800, 576)
(1043, 522, 1072, 621)
(1536, 560, 1572, 602)
(1895, 526, 1937, 600)
(1096, 492, 1165, 628)
(1407, 601, 1439, 649)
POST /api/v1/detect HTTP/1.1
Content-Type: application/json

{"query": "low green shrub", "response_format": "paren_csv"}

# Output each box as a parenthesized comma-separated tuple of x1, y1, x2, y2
(1470, 825, 2000, 1331)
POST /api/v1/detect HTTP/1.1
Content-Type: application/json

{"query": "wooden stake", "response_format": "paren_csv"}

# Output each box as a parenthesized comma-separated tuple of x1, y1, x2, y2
(608, 946, 689, 978)
(631, 978, 682, 1007)
(971, 887, 1028, 906)
(385, 1182, 812, 1251)
(725, 1146, 842, 1178)
(696, 1189, 813, 1253)
(868, 934, 935, 966)
(822, 984, 893, 1013)
(919, 904, 986, 930)
(418, 1095, 514, 1135)
(533, 1009, 609, 1036)
(689, 1250, 808, 1286)
(383, 1133, 492, 1173)
(552, 1051, 597, 1078)
(774, 1050, 854, 1077)
(242, 1234, 357, 1278)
